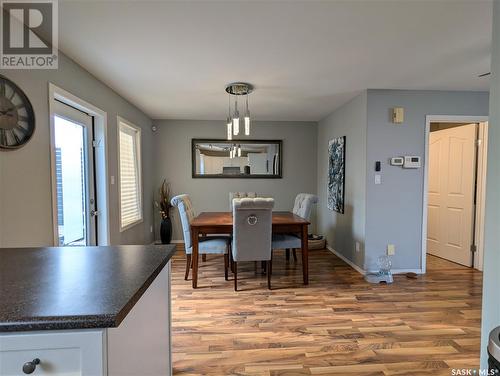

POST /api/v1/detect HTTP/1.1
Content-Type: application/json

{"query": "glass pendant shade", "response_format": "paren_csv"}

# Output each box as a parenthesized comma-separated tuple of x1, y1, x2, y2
(233, 99, 240, 135)
(244, 112, 250, 136)
(238, 145, 242, 157)
(226, 118, 232, 140)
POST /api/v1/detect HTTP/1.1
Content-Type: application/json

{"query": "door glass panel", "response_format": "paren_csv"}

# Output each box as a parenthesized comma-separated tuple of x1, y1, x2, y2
(54, 115, 88, 246)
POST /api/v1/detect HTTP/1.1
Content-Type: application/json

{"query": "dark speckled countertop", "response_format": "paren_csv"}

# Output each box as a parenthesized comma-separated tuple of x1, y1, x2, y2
(0, 244, 176, 332)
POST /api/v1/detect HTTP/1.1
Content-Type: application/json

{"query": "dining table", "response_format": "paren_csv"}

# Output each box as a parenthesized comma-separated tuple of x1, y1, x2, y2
(189, 211, 310, 288)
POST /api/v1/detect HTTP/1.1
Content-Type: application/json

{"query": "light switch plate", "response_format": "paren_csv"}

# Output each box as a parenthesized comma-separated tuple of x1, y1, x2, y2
(387, 244, 396, 256)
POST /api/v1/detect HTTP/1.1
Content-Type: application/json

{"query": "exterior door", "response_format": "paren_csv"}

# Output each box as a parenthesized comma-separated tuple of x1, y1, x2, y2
(427, 124, 477, 266)
(52, 101, 97, 246)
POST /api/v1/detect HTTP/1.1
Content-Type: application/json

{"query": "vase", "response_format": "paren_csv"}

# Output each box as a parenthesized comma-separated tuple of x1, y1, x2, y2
(160, 217, 172, 244)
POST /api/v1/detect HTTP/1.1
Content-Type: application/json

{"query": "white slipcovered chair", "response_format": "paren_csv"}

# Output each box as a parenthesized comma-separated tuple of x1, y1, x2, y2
(232, 197, 274, 291)
(272, 193, 318, 261)
(171, 194, 230, 281)
(229, 192, 257, 211)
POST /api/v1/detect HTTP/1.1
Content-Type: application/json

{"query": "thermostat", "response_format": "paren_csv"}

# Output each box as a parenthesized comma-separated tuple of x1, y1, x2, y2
(390, 157, 404, 166)
(403, 156, 421, 169)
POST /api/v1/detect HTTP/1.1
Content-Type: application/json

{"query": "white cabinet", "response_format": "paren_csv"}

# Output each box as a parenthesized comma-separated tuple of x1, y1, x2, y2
(0, 330, 105, 375)
(0, 262, 171, 376)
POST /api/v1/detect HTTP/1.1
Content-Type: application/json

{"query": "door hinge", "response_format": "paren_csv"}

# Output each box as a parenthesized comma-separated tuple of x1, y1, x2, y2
(470, 244, 477, 253)
(476, 139, 482, 147)
(92, 139, 102, 148)
(90, 210, 99, 217)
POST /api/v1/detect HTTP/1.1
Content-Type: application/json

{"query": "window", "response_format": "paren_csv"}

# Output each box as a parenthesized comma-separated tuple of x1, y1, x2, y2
(118, 117, 142, 230)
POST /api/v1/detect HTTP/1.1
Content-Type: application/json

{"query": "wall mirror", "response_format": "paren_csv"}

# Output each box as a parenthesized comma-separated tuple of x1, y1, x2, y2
(192, 139, 282, 178)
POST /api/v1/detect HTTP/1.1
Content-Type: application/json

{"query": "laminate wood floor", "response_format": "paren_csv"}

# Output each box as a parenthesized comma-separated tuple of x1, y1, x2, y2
(171, 249, 483, 376)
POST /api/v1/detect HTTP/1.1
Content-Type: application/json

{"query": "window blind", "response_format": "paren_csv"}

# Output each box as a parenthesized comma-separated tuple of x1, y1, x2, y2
(119, 121, 142, 229)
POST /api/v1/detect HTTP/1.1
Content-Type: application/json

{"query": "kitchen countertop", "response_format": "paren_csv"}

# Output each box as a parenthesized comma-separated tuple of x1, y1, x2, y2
(0, 244, 176, 332)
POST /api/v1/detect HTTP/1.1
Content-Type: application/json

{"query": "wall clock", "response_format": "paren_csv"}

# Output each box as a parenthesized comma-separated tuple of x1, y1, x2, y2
(0, 75, 35, 150)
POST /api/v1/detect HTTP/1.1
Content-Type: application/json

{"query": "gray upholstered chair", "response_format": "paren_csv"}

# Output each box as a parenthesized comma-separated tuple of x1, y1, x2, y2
(171, 194, 230, 281)
(272, 193, 318, 261)
(232, 197, 274, 291)
(229, 192, 257, 211)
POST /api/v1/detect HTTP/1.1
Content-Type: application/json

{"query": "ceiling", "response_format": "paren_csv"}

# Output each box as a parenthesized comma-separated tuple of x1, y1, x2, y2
(58, 0, 492, 121)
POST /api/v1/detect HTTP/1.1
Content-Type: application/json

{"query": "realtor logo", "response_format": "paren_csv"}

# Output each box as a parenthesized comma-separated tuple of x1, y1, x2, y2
(1, 0, 58, 69)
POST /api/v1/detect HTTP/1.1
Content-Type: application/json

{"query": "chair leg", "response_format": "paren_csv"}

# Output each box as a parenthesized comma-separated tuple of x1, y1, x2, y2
(261, 260, 267, 274)
(185, 254, 192, 280)
(285, 249, 290, 261)
(224, 253, 229, 281)
(202, 254, 207, 262)
(267, 254, 273, 290)
(234, 262, 238, 291)
(292, 249, 298, 262)
(230, 249, 235, 273)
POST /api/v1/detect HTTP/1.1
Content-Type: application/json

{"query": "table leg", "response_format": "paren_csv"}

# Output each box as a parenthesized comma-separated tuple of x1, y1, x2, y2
(301, 224, 309, 285)
(191, 227, 200, 288)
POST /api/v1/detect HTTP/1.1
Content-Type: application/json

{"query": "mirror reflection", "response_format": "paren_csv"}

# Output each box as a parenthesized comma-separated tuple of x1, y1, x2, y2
(192, 139, 282, 178)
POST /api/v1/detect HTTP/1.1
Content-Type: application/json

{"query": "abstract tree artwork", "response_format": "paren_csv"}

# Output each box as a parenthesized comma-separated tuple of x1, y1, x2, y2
(328, 136, 345, 213)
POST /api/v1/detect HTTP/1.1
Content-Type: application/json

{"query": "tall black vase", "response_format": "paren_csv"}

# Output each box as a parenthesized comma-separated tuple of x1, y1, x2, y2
(160, 217, 172, 244)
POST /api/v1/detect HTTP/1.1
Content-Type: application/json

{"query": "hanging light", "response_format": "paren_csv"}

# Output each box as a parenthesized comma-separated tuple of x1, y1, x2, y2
(225, 82, 253, 137)
(233, 99, 240, 135)
(238, 145, 242, 157)
(226, 117, 232, 141)
(244, 94, 250, 136)
(226, 94, 232, 140)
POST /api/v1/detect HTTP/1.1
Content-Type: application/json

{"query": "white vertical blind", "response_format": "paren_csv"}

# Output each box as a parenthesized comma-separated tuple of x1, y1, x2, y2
(119, 120, 142, 229)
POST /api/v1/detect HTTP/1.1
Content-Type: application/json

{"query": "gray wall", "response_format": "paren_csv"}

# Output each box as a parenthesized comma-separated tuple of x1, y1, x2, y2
(481, 0, 500, 368)
(364, 89, 489, 270)
(317, 92, 367, 269)
(152, 120, 318, 241)
(0, 52, 154, 247)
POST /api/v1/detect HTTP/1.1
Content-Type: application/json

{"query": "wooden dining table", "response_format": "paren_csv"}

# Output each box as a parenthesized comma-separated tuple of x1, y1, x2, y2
(190, 211, 310, 288)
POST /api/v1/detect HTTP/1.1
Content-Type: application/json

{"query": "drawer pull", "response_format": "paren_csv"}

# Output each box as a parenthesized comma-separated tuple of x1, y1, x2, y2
(22, 358, 40, 374)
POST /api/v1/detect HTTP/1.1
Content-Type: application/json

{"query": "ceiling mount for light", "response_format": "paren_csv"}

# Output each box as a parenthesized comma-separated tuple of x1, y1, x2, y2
(225, 82, 254, 96)
(225, 82, 253, 139)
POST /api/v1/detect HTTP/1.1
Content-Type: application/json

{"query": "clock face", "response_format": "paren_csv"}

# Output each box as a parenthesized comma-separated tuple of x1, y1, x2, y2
(0, 76, 35, 150)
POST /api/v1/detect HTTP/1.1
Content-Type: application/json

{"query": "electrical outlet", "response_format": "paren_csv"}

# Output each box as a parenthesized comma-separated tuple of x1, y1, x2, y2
(375, 174, 382, 185)
(387, 244, 396, 256)
(355, 242, 361, 253)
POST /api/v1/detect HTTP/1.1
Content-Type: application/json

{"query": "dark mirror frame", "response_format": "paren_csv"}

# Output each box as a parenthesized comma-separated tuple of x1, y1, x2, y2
(192, 139, 283, 179)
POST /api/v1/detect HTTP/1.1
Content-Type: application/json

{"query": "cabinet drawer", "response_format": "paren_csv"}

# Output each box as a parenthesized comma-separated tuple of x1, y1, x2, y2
(0, 330, 105, 376)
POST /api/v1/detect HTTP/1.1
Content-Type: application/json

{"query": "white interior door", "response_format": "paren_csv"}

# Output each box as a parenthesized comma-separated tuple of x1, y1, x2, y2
(52, 101, 97, 246)
(427, 124, 477, 266)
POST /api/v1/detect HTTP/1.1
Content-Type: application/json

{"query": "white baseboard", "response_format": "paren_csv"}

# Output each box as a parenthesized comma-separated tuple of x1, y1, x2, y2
(326, 246, 423, 275)
(327, 246, 366, 275)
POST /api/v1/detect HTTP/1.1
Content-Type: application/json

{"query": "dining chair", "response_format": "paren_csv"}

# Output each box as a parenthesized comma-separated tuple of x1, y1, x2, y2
(232, 197, 274, 291)
(171, 194, 230, 281)
(272, 193, 318, 261)
(229, 192, 257, 211)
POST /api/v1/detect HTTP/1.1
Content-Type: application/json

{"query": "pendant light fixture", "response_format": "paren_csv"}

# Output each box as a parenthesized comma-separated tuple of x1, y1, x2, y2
(233, 99, 239, 135)
(225, 82, 253, 137)
(238, 145, 242, 157)
(244, 95, 250, 136)
(226, 95, 232, 141)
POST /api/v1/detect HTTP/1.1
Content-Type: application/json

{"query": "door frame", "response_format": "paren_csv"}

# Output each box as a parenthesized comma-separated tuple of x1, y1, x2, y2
(422, 115, 489, 273)
(48, 83, 110, 246)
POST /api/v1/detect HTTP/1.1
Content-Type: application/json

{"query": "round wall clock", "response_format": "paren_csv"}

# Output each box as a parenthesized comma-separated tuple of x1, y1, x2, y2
(0, 75, 35, 150)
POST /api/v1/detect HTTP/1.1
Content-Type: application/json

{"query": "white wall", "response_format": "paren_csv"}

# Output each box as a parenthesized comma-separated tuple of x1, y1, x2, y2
(152, 120, 317, 241)
(481, 0, 500, 368)
(0, 52, 154, 247)
(317, 92, 367, 269)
